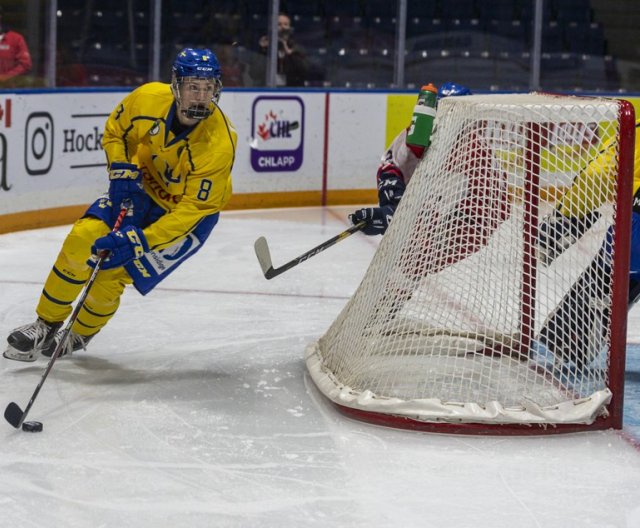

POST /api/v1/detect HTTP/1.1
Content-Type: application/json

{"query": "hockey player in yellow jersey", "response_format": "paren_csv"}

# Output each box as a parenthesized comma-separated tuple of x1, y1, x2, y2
(3, 47, 237, 362)
(532, 118, 640, 380)
(537, 118, 640, 294)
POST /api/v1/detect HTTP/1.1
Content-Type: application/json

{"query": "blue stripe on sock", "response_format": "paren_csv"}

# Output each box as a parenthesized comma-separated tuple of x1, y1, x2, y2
(81, 305, 116, 318)
(42, 289, 73, 306)
(75, 317, 101, 329)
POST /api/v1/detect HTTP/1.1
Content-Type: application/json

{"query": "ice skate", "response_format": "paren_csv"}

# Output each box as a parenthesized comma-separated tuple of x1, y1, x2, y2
(3, 318, 63, 362)
(42, 331, 94, 358)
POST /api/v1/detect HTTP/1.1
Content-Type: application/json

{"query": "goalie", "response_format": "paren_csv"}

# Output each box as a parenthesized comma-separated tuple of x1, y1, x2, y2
(532, 120, 640, 377)
(3, 48, 237, 362)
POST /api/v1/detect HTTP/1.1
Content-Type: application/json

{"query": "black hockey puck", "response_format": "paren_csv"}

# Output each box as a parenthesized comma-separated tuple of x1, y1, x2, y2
(21, 421, 43, 433)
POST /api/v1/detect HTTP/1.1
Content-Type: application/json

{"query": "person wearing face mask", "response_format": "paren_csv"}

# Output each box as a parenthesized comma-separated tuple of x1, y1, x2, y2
(255, 12, 310, 87)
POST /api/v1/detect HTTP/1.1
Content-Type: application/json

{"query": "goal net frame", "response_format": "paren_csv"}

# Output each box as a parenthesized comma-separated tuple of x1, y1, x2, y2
(306, 93, 635, 435)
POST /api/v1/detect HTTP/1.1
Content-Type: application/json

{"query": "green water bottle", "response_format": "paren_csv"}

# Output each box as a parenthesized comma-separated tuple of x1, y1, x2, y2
(406, 83, 438, 154)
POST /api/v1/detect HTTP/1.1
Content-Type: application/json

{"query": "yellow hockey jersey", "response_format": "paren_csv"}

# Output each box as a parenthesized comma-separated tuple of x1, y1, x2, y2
(556, 119, 640, 218)
(102, 82, 237, 251)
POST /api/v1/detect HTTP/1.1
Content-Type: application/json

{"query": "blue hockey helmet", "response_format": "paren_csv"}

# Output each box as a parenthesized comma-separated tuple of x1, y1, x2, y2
(172, 47, 222, 80)
(171, 47, 223, 121)
(437, 82, 472, 99)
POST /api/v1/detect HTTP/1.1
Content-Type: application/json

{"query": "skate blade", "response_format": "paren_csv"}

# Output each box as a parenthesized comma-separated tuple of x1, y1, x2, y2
(2, 344, 38, 362)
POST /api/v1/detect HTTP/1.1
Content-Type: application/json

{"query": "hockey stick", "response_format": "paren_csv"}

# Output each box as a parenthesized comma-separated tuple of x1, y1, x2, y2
(4, 202, 131, 430)
(254, 221, 367, 279)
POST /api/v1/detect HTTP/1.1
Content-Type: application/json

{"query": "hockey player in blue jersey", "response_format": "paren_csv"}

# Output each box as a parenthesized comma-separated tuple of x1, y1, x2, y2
(4, 47, 237, 362)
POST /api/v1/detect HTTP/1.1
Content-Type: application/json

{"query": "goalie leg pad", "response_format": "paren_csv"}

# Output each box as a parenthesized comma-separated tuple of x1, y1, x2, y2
(537, 245, 611, 372)
(538, 209, 601, 266)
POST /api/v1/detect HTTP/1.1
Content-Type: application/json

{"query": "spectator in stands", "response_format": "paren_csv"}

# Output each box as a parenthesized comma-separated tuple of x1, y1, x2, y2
(0, 7, 32, 85)
(252, 12, 309, 87)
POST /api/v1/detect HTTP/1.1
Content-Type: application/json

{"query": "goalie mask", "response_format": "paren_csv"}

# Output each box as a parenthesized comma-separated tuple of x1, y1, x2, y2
(171, 47, 222, 124)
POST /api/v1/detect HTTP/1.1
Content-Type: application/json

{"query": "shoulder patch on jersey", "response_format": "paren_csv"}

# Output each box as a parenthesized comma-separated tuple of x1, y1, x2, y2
(149, 121, 161, 136)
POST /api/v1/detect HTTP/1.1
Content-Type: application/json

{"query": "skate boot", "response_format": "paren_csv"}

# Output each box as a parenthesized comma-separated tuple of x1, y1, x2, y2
(42, 331, 94, 358)
(3, 318, 63, 362)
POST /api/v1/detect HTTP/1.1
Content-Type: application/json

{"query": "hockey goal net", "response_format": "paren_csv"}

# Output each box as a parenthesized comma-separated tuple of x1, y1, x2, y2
(307, 93, 635, 434)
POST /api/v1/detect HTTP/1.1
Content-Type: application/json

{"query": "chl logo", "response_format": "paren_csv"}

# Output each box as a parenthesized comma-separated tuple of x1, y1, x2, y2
(256, 110, 299, 141)
(250, 96, 304, 173)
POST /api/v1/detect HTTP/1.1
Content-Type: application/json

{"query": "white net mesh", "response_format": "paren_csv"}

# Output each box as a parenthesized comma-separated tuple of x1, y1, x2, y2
(307, 94, 629, 428)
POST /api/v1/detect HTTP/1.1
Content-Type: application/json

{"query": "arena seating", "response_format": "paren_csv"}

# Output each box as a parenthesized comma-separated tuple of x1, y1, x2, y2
(49, 0, 618, 92)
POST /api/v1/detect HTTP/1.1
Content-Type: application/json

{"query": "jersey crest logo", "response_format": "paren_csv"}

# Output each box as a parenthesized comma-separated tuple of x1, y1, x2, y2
(162, 161, 182, 184)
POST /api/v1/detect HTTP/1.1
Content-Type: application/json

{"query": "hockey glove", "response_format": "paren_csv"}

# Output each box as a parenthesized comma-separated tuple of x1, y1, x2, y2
(349, 205, 395, 236)
(108, 162, 149, 227)
(377, 165, 406, 209)
(538, 209, 601, 266)
(90, 225, 149, 270)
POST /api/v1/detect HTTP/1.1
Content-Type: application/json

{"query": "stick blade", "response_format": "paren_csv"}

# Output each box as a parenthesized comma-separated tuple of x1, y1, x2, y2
(4, 402, 24, 428)
(254, 236, 275, 279)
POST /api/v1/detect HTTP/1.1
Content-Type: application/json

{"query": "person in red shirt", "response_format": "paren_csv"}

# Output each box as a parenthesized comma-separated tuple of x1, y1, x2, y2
(0, 7, 32, 84)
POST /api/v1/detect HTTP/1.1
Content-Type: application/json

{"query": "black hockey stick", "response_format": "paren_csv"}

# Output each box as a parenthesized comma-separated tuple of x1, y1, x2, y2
(254, 221, 367, 279)
(4, 202, 131, 430)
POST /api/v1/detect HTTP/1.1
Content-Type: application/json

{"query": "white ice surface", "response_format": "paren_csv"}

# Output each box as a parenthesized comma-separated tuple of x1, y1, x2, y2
(1, 206, 640, 528)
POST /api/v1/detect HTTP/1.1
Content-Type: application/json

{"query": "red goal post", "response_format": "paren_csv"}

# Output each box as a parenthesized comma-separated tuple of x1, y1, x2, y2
(307, 93, 635, 434)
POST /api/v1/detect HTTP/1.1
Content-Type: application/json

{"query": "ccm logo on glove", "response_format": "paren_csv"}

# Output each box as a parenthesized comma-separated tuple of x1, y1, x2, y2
(125, 229, 146, 259)
(109, 163, 142, 181)
(90, 225, 149, 270)
(107, 162, 149, 228)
